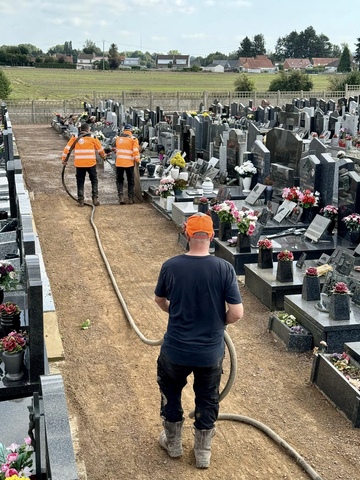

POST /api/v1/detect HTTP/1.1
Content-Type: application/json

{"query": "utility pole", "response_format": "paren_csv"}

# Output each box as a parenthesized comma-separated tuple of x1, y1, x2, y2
(102, 40, 105, 71)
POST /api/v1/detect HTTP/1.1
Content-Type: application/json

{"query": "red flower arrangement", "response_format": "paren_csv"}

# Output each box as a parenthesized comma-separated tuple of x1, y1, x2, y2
(277, 250, 294, 261)
(332, 282, 350, 295)
(305, 267, 318, 276)
(282, 187, 300, 202)
(0, 330, 27, 354)
(298, 189, 319, 208)
(257, 238, 273, 250)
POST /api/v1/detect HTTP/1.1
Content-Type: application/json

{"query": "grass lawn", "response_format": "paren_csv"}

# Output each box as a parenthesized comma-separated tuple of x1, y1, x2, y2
(1, 67, 334, 100)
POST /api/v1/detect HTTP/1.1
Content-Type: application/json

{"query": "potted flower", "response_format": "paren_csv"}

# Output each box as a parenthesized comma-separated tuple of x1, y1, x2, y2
(268, 312, 313, 352)
(297, 189, 319, 223)
(235, 161, 257, 193)
(0, 330, 28, 381)
(257, 238, 273, 269)
(156, 177, 175, 211)
(302, 267, 321, 302)
(210, 200, 238, 241)
(233, 209, 257, 253)
(281, 186, 301, 203)
(329, 281, 351, 320)
(0, 261, 18, 302)
(0, 302, 21, 337)
(343, 213, 360, 245)
(0, 436, 34, 479)
(197, 196, 209, 214)
(173, 178, 188, 196)
(276, 250, 294, 283)
(170, 152, 186, 179)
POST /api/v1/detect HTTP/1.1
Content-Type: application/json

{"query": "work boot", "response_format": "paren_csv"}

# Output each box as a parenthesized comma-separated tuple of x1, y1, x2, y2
(78, 199, 84, 207)
(92, 196, 100, 206)
(194, 428, 215, 468)
(159, 420, 184, 458)
(78, 188, 84, 207)
(128, 198, 134, 205)
(118, 194, 125, 205)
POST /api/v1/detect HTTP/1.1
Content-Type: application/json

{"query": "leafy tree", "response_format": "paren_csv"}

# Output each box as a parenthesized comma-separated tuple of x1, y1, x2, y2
(204, 51, 227, 66)
(338, 44, 351, 73)
(237, 36, 253, 57)
(354, 38, 360, 69)
(253, 34, 266, 56)
(268, 71, 313, 91)
(328, 71, 360, 91)
(93, 59, 109, 70)
(83, 39, 101, 55)
(168, 50, 181, 55)
(234, 74, 255, 92)
(108, 43, 120, 70)
(0, 69, 11, 99)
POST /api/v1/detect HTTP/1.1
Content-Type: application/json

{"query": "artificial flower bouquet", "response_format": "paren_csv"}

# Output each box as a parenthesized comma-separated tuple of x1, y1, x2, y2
(170, 152, 186, 169)
(320, 205, 338, 219)
(343, 213, 360, 232)
(234, 161, 257, 178)
(0, 331, 27, 354)
(305, 267, 318, 277)
(173, 178, 188, 191)
(282, 186, 300, 202)
(235, 209, 258, 236)
(277, 250, 294, 261)
(298, 189, 319, 209)
(257, 238, 273, 250)
(210, 200, 238, 224)
(0, 302, 21, 317)
(198, 196, 209, 204)
(157, 177, 175, 198)
(0, 261, 18, 291)
(0, 436, 34, 479)
(332, 282, 350, 295)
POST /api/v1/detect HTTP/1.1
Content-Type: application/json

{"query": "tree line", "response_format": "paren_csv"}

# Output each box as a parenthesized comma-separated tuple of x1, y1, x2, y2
(0, 27, 360, 69)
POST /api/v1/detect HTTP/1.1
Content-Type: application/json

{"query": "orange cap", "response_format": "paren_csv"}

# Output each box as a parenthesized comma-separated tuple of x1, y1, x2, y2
(186, 213, 214, 237)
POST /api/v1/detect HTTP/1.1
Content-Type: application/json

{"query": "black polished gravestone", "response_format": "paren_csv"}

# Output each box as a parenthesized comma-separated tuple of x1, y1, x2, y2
(250, 140, 271, 185)
(318, 153, 336, 207)
(266, 128, 303, 176)
(271, 163, 296, 197)
(299, 154, 321, 193)
(337, 170, 360, 238)
(226, 129, 242, 179)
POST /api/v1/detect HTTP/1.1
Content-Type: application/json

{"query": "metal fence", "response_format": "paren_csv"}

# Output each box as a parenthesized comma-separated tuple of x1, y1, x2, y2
(1, 86, 360, 124)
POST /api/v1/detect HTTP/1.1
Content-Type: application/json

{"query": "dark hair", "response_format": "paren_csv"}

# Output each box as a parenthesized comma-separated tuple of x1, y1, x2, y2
(80, 123, 90, 132)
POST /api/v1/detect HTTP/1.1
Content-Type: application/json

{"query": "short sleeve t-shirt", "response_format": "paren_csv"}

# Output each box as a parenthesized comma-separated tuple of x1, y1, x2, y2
(155, 254, 241, 367)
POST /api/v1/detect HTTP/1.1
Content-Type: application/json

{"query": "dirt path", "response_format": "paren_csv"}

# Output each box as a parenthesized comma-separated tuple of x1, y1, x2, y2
(14, 125, 360, 480)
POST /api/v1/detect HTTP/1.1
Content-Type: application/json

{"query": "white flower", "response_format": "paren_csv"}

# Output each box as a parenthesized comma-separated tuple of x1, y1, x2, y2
(235, 161, 257, 177)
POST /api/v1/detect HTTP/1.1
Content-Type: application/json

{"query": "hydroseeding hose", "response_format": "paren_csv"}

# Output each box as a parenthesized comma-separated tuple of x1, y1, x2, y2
(61, 162, 323, 480)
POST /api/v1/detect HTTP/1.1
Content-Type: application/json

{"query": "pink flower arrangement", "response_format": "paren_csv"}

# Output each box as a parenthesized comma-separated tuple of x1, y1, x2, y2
(332, 282, 350, 295)
(234, 209, 258, 236)
(282, 187, 301, 202)
(157, 176, 175, 198)
(257, 238, 273, 250)
(320, 205, 338, 219)
(343, 213, 360, 232)
(277, 250, 294, 261)
(0, 330, 27, 354)
(210, 200, 238, 223)
(199, 196, 209, 204)
(0, 436, 34, 479)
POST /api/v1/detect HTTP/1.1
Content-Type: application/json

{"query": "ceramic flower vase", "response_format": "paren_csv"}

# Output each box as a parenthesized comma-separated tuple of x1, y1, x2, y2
(276, 260, 293, 283)
(236, 233, 251, 253)
(218, 221, 232, 241)
(302, 276, 321, 302)
(0, 312, 21, 337)
(159, 196, 175, 211)
(263, 186, 273, 204)
(258, 248, 273, 269)
(170, 168, 180, 180)
(202, 179, 214, 195)
(2, 350, 25, 381)
(241, 176, 252, 193)
(146, 163, 156, 178)
(301, 207, 313, 224)
(350, 231, 360, 246)
(210, 211, 219, 230)
(329, 293, 351, 321)
(326, 219, 336, 236)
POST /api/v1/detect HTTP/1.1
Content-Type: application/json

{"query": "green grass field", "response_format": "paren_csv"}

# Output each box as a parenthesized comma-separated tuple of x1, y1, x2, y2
(1, 67, 333, 100)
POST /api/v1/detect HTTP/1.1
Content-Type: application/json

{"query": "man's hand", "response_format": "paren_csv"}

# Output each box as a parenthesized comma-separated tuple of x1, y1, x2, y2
(62, 160, 68, 166)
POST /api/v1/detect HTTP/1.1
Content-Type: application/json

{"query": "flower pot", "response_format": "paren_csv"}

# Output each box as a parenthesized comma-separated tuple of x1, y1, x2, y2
(302, 276, 321, 302)
(159, 196, 175, 211)
(301, 207, 314, 224)
(276, 260, 293, 283)
(179, 172, 189, 182)
(258, 248, 273, 269)
(241, 176, 252, 193)
(263, 186, 273, 204)
(146, 163, 156, 178)
(0, 313, 21, 337)
(346, 139, 352, 150)
(350, 231, 360, 246)
(210, 211, 219, 230)
(329, 293, 351, 320)
(202, 179, 214, 195)
(236, 233, 251, 253)
(173, 189, 183, 196)
(198, 203, 209, 214)
(0, 288, 3, 304)
(218, 221, 232, 241)
(326, 219, 336, 235)
(170, 168, 179, 180)
(268, 314, 313, 352)
(2, 349, 25, 381)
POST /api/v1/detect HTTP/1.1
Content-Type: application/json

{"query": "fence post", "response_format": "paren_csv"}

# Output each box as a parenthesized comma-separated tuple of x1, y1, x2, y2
(177, 91, 180, 111)
(149, 91, 153, 111)
(345, 84, 348, 98)
(277, 90, 281, 106)
(31, 101, 35, 124)
(63, 99, 66, 115)
(122, 91, 126, 108)
(253, 90, 257, 106)
(203, 91, 208, 109)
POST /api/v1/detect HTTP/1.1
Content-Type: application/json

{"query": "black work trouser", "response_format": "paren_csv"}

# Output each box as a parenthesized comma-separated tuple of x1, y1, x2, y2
(116, 166, 135, 199)
(76, 166, 98, 198)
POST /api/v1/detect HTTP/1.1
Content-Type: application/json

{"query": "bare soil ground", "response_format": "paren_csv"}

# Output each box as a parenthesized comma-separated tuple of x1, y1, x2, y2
(13, 125, 360, 480)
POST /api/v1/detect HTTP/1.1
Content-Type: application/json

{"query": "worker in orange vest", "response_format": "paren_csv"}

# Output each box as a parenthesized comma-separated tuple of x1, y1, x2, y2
(62, 123, 106, 207)
(114, 124, 140, 204)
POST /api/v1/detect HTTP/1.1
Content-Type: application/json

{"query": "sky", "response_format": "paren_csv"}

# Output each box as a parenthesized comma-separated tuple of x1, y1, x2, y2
(1, 0, 359, 57)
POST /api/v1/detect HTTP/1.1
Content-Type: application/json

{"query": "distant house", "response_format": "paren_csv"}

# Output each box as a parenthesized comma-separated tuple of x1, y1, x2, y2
(239, 55, 276, 73)
(311, 57, 340, 72)
(122, 58, 140, 67)
(283, 58, 312, 70)
(205, 59, 241, 72)
(76, 53, 107, 70)
(202, 64, 225, 73)
(156, 54, 190, 69)
(53, 54, 73, 64)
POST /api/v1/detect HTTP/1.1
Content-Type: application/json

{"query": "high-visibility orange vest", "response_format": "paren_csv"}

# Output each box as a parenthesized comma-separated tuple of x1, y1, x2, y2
(62, 134, 105, 168)
(115, 131, 140, 168)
